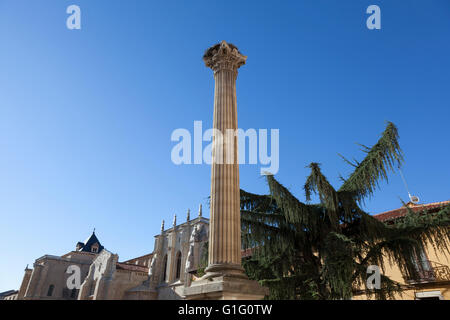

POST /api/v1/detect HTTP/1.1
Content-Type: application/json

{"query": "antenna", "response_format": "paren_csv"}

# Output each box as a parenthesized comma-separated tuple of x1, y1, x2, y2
(398, 167, 419, 204)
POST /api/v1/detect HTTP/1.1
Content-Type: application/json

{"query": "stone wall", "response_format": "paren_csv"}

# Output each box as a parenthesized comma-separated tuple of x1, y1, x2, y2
(21, 252, 95, 300)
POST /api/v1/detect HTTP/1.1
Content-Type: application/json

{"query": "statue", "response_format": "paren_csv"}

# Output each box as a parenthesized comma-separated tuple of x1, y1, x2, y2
(194, 223, 208, 242)
(185, 224, 208, 272)
(148, 253, 158, 278)
(185, 244, 195, 272)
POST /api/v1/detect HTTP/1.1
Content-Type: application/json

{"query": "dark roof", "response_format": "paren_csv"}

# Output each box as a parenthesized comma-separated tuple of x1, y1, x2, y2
(0, 290, 18, 298)
(77, 231, 104, 253)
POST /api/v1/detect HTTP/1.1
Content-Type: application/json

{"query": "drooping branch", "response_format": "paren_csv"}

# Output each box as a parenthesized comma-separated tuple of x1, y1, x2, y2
(266, 175, 317, 227)
(339, 122, 403, 202)
(304, 163, 340, 228)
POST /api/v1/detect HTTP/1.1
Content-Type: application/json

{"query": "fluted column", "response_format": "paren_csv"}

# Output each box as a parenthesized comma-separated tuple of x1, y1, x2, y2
(204, 41, 247, 277)
(184, 41, 267, 299)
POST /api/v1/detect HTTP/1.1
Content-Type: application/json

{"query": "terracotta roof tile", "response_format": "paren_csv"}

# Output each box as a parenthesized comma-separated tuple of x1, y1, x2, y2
(373, 200, 450, 222)
(122, 253, 153, 264)
(116, 262, 148, 273)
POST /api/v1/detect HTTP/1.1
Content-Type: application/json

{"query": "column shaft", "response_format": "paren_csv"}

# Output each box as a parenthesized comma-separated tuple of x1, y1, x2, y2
(209, 69, 241, 266)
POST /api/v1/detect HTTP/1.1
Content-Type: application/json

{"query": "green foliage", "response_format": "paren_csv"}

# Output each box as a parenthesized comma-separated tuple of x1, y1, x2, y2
(195, 241, 209, 278)
(241, 122, 450, 300)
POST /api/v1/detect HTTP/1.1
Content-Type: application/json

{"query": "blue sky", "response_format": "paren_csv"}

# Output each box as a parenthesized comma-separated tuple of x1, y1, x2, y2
(0, 0, 449, 291)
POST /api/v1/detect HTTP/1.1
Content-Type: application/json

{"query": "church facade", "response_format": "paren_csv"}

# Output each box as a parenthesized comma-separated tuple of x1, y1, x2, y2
(16, 206, 209, 300)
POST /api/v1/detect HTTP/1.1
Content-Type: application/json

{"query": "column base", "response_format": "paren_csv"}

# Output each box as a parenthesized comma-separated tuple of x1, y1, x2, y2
(203, 263, 247, 279)
(183, 274, 268, 300)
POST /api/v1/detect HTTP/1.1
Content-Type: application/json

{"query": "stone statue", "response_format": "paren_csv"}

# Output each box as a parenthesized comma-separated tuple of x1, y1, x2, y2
(185, 244, 195, 272)
(185, 224, 208, 272)
(148, 254, 157, 278)
(194, 224, 208, 242)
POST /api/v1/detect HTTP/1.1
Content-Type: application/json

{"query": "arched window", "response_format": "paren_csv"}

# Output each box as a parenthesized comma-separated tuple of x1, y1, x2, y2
(162, 255, 168, 282)
(47, 284, 55, 297)
(175, 251, 182, 280)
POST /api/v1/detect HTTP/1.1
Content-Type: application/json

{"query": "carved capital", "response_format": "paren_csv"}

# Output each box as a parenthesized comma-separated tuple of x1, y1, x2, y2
(203, 41, 247, 74)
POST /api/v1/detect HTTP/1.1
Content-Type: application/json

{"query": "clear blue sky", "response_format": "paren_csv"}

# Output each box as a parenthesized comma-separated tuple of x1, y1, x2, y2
(1, 0, 449, 292)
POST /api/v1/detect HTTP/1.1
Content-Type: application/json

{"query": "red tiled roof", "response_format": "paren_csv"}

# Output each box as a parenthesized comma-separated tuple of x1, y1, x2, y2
(122, 253, 153, 264)
(116, 262, 148, 273)
(373, 200, 450, 222)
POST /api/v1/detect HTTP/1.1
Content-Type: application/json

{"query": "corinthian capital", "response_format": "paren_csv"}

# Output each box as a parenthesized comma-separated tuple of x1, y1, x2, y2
(203, 40, 247, 74)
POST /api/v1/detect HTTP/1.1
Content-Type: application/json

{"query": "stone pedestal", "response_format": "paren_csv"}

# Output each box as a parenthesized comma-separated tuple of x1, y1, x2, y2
(184, 275, 268, 300)
(184, 41, 267, 300)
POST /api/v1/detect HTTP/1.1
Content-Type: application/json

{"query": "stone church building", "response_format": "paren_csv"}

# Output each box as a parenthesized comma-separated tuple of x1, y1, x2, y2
(16, 206, 210, 300)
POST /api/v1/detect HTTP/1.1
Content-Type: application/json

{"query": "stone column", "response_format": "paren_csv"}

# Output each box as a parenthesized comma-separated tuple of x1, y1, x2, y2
(184, 41, 267, 300)
(204, 40, 246, 278)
